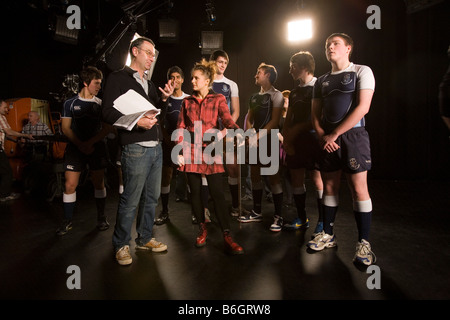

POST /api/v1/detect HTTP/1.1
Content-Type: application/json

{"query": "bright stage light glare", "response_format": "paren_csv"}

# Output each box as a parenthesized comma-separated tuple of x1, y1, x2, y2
(287, 19, 312, 41)
(126, 33, 141, 66)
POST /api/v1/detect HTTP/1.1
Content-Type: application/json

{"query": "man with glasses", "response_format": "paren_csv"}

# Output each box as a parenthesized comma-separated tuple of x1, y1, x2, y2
(102, 37, 174, 265)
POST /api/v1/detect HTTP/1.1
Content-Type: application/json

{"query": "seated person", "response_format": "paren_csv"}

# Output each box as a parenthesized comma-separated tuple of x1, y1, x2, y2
(20, 111, 53, 161)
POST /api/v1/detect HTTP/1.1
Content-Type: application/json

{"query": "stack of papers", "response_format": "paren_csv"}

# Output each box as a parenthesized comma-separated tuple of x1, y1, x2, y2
(113, 89, 161, 130)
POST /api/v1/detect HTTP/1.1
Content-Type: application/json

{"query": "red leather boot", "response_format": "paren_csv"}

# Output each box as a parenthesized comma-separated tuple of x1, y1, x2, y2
(223, 231, 244, 254)
(196, 223, 207, 247)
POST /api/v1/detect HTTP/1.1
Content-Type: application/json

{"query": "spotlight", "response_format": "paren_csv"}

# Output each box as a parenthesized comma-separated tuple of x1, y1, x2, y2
(287, 19, 312, 42)
(287, 0, 313, 42)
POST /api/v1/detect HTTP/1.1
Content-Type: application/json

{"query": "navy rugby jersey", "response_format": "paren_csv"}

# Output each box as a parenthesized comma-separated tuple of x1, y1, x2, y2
(165, 92, 189, 135)
(289, 77, 317, 126)
(249, 93, 272, 131)
(313, 63, 375, 133)
(62, 95, 103, 142)
(249, 87, 284, 131)
(211, 76, 239, 114)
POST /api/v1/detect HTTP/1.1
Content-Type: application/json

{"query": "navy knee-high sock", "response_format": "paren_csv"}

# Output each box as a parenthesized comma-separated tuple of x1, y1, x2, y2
(161, 192, 169, 214)
(95, 188, 107, 220)
(96, 198, 106, 219)
(353, 199, 373, 241)
(354, 211, 372, 241)
(293, 193, 307, 221)
(63, 202, 75, 220)
(272, 192, 284, 217)
(252, 188, 263, 214)
(323, 204, 338, 235)
(317, 198, 323, 222)
(63, 192, 76, 221)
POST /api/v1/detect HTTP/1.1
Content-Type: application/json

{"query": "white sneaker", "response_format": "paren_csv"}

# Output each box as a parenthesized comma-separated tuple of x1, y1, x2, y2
(238, 210, 262, 223)
(307, 231, 337, 251)
(0, 192, 20, 202)
(353, 239, 376, 266)
(270, 215, 283, 232)
(136, 238, 168, 252)
(116, 245, 132, 265)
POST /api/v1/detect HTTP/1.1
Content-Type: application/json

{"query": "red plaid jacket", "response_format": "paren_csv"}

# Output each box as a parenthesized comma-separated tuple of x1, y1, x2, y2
(176, 91, 239, 175)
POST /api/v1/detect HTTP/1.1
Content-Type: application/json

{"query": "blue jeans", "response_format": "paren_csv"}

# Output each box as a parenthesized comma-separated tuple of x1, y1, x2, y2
(112, 143, 162, 251)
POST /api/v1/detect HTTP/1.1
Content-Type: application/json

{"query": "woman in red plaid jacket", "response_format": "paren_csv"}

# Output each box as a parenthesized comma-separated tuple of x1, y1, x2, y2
(175, 59, 244, 254)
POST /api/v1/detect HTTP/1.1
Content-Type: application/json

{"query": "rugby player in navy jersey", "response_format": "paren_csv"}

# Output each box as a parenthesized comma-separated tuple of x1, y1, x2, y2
(210, 50, 240, 122)
(237, 63, 285, 232)
(307, 33, 377, 266)
(155, 66, 189, 225)
(57, 66, 112, 235)
(282, 51, 324, 233)
(210, 50, 249, 217)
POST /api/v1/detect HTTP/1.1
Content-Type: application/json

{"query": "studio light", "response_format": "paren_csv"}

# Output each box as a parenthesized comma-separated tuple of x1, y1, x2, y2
(206, 0, 217, 25)
(53, 15, 79, 45)
(286, 0, 313, 42)
(158, 18, 179, 43)
(200, 31, 223, 55)
(287, 19, 312, 42)
(404, 0, 444, 13)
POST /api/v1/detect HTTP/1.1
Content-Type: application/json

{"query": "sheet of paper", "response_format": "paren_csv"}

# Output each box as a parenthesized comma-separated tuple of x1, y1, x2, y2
(113, 89, 160, 116)
(113, 111, 147, 130)
(112, 89, 161, 131)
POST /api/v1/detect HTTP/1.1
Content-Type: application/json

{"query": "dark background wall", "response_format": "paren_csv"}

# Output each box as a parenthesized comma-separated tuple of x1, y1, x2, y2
(1, 0, 449, 180)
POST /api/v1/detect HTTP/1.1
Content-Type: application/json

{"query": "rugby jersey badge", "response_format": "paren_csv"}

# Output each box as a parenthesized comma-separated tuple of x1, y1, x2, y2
(341, 74, 353, 85)
(349, 158, 360, 170)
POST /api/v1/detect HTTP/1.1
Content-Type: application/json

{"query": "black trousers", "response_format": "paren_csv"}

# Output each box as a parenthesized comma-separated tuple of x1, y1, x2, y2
(0, 148, 13, 197)
(186, 172, 230, 232)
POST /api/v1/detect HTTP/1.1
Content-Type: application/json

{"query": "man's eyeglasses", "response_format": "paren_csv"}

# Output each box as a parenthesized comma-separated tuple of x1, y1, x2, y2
(138, 47, 156, 58)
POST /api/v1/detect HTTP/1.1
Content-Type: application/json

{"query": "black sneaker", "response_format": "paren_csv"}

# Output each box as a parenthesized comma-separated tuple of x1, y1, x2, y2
(97, 217, 110, 231)
(155, 212, 170, 225)
(56, 220, 73, 236)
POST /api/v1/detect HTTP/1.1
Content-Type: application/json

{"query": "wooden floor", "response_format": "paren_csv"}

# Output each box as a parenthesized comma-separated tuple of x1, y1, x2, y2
(1, 168, 449, 303)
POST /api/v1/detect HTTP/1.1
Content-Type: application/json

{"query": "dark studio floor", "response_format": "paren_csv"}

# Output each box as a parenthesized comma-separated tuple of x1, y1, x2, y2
(0, 165, 449, 304)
